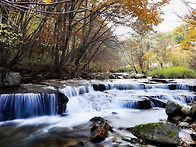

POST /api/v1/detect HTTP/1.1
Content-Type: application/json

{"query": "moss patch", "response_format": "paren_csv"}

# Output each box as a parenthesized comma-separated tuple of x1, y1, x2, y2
(167, 130, 176, 138)
(134, 122, 162, 135)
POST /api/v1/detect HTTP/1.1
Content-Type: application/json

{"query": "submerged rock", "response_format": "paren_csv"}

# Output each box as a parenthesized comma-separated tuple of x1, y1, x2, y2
(133, 122, 180, 146)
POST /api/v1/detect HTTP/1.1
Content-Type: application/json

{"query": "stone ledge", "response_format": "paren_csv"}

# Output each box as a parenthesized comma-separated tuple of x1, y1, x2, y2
(0, 72, 20, 87)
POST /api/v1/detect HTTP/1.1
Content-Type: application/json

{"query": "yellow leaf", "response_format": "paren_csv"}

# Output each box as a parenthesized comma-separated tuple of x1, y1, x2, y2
(43, 0, 51, 4)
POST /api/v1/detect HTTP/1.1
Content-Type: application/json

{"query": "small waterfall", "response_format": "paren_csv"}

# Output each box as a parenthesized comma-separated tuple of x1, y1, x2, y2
(176, 84, 189, 90)
(0, 93, 58, 121)
(91, 83, 195, 92)
(59, 85, 94, 98)
(59, 86, 77, 97)
(0, 81, 193, 121)
(61, 82, 196, 113)
(92, 83, 152, 91)
(121, 101, 141, 109)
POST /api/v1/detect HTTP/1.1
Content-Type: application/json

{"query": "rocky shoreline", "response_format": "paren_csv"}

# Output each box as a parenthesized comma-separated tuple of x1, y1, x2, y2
(70, 99, 196, 147)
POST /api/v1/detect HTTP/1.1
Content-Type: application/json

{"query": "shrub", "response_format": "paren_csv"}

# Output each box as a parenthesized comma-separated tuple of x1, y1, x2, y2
(148, 67, 196, 79)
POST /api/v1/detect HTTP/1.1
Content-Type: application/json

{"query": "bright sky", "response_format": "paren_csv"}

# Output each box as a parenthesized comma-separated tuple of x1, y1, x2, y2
(115, 0, 195, 39)
(155, 0, 195, 32)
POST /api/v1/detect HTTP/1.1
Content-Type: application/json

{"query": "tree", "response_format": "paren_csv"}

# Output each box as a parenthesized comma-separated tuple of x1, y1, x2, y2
(123, 32, 151, 73)
(0, 0, 171, 77)
(151, 32, 173, 68)
(173, 0, 196, 68)
(0, 0, 55, 68)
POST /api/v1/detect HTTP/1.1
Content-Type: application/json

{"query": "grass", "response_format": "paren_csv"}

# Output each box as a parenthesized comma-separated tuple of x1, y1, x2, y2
(111, 66, 133, 73)
(148, 67, 196, 79)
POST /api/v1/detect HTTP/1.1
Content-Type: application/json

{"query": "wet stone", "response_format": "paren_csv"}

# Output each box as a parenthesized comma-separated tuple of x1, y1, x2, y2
(138, 98, 152, 109)
(178, 122, 189, 129)
(181, 106, 191, 117)
(90, 120, 110, 143)
(92, 84, 106, 91)
(166, 100, 182, 117)
(184, 116, 193, 124)
(90, 116, 105, 122)
(133, 122, 180, 146)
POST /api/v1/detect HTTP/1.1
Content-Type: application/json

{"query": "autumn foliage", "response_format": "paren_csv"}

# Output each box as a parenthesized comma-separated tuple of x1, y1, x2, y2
(0, 0, 170, 77)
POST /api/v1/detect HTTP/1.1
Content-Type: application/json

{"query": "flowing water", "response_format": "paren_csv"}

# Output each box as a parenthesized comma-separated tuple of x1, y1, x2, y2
(0, 79, 195, 146)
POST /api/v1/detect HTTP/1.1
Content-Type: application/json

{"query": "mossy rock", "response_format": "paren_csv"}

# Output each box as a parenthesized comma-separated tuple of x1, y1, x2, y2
(133, 122, 179, 146)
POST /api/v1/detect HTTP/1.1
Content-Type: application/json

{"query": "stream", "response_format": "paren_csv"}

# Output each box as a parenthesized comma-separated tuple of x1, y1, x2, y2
(0, 79, 195, 146)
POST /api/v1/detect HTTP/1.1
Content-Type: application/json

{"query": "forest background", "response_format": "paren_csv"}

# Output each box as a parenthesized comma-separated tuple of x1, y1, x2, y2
(0, 0, 195, 82)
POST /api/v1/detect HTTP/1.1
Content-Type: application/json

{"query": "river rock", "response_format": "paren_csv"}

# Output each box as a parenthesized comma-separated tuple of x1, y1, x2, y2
(92, 84, 106, 91)
(170, 115, 183, 124)
(181, 106, 191, 117)
(187, 100, 196, 107)
(138, 98, 152, 109)
(57, 92, 69, 114)
(133, 122, 180, 146)
(148, 96, 166, 108)
(90, 116, 105, 122)
(90, 120, 111, 143)
(166, 100, 182, 117)
(184, 116, 193, 124)
(130, 73, 147, 79)
(149, 79, 169, 84)
(191, 104, 196, 119)
(178, 122, 189, 129)
(0, 72, 20, 87)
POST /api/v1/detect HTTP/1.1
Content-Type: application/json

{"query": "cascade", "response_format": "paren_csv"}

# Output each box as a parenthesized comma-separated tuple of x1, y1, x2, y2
(0, 79, 195, 147)
(0, 93, 58, 121)
(0, 81, 195, 121)
(59, 82, 196, 114)
(59, 85, 94, 97)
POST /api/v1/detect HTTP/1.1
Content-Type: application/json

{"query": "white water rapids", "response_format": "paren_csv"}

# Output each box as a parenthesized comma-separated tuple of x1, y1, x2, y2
(0, 79, 194, 127)
(0, 79, 195, 146)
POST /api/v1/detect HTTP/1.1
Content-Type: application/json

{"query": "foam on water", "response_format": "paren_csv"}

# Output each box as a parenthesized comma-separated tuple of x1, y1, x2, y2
(0, 79, 195, 128)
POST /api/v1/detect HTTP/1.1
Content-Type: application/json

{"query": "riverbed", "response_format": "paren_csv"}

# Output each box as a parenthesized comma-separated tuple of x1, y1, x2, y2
(0, 79, 195, 146)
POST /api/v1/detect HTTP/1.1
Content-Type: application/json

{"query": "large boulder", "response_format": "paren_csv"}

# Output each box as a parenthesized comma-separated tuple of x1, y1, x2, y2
(166, 100, 182, 117)
(0, 72, 20, 87)
(133, 122, 180, 146)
